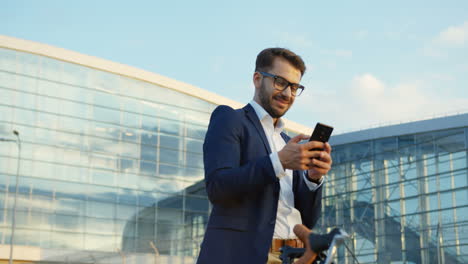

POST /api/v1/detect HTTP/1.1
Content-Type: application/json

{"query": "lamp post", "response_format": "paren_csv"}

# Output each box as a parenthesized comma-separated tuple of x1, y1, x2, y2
(1, 130, 21, 264)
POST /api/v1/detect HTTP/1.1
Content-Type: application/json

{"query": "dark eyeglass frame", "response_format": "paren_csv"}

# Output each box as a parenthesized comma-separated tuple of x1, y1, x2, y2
(258, 71, 305, 96)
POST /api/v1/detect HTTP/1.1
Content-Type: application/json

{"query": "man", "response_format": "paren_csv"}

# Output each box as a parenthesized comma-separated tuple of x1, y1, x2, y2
(197, 48, 332, 264)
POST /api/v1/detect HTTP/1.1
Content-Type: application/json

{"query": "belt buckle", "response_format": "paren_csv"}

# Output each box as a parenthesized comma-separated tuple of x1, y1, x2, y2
(271, 238, 303, 253)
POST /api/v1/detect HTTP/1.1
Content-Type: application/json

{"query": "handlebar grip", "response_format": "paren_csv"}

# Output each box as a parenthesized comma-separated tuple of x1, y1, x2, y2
(292, 225, 348, 264)
(292, 224, 317, 264)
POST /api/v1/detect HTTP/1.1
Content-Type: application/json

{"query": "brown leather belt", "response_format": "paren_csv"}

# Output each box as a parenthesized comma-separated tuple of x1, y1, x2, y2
(270, 238, 304, 252)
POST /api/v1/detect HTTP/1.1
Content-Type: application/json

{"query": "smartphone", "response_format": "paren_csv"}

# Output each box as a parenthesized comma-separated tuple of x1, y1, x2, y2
(309, 123, 333, 152)
(309, 122, 334, 143)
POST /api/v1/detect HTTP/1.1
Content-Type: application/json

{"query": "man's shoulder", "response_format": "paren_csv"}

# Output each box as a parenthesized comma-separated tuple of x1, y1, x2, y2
(213, 104, 238, 113)
(207, 105, 254, 135)
(211, 104, 249, 119)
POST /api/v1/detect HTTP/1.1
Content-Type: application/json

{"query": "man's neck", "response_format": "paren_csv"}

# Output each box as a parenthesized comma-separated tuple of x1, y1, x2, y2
(252, 98, 279, 126)
(273, 118, 279, 127)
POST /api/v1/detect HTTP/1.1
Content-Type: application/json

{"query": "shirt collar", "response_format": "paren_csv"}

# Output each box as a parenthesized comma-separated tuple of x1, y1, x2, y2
(249, 100, 285, 131)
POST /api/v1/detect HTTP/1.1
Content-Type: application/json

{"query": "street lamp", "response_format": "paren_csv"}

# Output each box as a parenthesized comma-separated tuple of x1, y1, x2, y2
(1, 130, 21, 264)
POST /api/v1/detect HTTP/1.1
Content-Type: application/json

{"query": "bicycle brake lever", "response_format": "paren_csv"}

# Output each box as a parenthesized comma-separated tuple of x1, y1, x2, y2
(322, 229, 349, 264)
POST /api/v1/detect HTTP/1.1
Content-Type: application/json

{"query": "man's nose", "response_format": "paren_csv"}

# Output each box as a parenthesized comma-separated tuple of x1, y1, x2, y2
(280, 85, 293, 98)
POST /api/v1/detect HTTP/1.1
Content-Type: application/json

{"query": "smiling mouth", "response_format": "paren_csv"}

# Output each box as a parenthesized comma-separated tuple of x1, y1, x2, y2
(274, 96, 290, 107)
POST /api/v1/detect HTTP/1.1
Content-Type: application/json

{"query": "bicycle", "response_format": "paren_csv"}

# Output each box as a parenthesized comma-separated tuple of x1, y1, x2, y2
(279, 224, 350, 264)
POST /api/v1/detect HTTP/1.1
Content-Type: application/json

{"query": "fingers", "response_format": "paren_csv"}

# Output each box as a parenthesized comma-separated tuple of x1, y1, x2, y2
(303, 140, 326, 150)
(310, 158, 331, 172)
(318, 151, 332, 163)
(282, 137, 333, 171)
(308, 151, 332, 175)
(300, 146, 331, 168)
(302, 149, 331, 161)
(309, 151, 332, 167)
(311, 159, 331, 169)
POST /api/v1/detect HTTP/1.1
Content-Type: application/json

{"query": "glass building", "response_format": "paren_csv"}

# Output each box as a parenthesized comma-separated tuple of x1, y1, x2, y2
(322, 114, 468, 263)
(0, 35, 308, 263)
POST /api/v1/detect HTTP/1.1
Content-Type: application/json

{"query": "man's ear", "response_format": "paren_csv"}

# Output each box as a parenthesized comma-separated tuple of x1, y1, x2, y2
(253, 72, 262, 89)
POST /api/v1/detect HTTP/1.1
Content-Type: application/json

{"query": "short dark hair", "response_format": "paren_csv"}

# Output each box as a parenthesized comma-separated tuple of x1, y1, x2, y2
(255, 48, 306, 76)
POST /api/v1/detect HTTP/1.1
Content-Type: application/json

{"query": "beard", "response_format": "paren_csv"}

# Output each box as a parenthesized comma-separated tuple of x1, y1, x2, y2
(258, 81, 292, 118)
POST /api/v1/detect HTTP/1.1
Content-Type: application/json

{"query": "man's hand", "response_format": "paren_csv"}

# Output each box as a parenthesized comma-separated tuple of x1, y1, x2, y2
(307, 142, 332, 181)
(278, 134, 333, 178)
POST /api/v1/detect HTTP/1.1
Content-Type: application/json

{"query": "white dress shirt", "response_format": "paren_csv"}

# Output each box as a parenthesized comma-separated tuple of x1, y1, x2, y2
(249, 101, 323, 239)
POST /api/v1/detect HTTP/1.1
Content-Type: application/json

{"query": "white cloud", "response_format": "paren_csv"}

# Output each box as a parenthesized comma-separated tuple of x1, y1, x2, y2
(349, 74, 431, 122)
(289, 73, 468, 134)
(346, 74, 468, 130)
(353, 73, 385, 97)
(436, 21, 468, 46)
(422, 21, 468, 58)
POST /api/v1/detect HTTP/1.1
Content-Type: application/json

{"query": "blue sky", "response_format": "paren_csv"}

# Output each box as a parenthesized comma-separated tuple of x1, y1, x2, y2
(2, 0, 467, 133)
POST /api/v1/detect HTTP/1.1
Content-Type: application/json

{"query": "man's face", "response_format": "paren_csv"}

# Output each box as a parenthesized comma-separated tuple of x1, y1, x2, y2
(255, 58, 302, 119)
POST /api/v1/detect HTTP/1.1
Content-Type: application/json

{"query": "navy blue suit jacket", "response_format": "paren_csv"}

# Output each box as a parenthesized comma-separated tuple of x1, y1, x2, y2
(197, 104, 322, 264)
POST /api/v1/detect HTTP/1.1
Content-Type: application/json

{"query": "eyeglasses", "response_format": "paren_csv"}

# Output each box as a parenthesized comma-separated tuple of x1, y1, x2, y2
(258, 71, 305, 96)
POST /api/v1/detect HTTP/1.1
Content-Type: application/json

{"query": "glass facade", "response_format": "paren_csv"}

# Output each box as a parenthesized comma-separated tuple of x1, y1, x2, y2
(0, 47, 217, 263)
(320, 127, 468, 263)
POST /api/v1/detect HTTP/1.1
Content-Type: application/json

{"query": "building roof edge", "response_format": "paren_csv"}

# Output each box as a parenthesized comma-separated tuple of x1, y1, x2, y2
(330, 112, 468, 145)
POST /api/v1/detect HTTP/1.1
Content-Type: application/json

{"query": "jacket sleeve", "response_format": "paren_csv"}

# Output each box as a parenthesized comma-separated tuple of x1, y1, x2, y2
(203, 105, 277, 205)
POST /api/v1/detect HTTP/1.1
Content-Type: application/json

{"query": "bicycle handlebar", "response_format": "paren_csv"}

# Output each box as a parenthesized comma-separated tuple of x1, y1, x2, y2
(281, 224, 348, 264)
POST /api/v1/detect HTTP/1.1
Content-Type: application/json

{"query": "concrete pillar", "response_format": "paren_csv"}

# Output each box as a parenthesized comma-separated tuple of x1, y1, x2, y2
(416, 153, 430, 263)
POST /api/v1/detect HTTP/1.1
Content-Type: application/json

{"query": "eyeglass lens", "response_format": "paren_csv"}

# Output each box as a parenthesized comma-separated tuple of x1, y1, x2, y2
(274, 76, 302, 95)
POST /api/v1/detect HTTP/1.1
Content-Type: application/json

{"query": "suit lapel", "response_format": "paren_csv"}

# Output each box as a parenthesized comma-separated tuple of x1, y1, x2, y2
(243, 104, 272, 154)
(280, 132, 290, 143)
